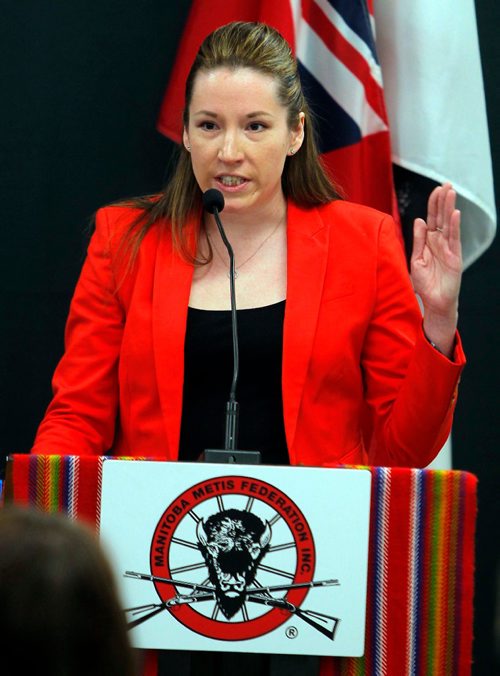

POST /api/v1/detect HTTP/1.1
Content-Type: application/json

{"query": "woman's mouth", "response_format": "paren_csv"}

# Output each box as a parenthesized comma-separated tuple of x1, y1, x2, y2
(216, 175, 248, 190)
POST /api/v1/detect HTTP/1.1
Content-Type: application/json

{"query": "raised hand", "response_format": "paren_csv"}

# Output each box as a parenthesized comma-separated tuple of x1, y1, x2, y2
(410, 183, 462, 358)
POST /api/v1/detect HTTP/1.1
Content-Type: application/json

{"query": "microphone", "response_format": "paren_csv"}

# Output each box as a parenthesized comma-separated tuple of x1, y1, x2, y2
(202, 188, 225, 214)
(201, 189, 260, 465)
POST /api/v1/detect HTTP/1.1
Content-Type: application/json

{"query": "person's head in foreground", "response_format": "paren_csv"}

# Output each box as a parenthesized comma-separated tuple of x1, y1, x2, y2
(0, 507, 136, 676)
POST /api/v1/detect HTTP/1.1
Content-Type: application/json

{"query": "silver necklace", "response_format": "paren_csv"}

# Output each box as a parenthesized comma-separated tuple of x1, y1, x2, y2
(206, 220, 283, 278)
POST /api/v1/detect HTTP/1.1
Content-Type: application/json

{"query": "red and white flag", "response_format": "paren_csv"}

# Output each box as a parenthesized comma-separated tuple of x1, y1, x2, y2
(157, 0, 398, 218)
(158, 0, 496, 267)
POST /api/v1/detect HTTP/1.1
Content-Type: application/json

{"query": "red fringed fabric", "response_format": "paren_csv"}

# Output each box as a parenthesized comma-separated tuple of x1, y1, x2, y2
(5, 457, 477, 675)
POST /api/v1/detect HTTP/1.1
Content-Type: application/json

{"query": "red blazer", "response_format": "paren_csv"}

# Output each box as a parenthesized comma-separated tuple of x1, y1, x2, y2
(33, 199, 465, 467)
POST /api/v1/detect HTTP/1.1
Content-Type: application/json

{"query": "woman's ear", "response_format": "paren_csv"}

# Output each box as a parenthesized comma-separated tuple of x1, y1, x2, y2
(288, 112, 305, 155)
(183, 128, 191, 152)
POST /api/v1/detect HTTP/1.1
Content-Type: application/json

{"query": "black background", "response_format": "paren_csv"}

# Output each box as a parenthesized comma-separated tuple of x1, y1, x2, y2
(1, 2, 498, 672)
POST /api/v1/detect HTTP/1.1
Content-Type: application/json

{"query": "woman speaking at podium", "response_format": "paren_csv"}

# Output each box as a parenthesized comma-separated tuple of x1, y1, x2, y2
(32, 22, 465, 470)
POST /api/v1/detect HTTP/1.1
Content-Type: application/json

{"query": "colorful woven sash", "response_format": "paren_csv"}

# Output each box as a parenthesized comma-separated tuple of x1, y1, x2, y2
(5, 456, 476, 676)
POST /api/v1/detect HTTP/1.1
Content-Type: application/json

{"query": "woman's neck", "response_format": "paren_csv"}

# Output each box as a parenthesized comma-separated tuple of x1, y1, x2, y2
(203, 195, 287, 243)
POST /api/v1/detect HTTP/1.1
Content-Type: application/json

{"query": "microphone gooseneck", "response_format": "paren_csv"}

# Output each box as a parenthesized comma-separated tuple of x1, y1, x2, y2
(202, 189, 239, 451)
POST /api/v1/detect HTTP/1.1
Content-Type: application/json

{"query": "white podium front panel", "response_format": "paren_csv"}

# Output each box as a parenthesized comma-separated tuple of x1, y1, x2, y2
(100, 461, 371, 657)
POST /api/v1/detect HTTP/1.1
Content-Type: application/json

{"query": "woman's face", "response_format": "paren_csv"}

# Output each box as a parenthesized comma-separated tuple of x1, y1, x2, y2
(183, 67, 304, 219)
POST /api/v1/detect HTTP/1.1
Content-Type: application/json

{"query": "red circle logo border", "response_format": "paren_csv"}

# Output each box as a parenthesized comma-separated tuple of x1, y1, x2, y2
(150, 475, 316, 641)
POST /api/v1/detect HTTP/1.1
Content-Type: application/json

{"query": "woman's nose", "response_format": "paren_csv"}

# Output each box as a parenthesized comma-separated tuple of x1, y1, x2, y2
(218, 132, 243, 163)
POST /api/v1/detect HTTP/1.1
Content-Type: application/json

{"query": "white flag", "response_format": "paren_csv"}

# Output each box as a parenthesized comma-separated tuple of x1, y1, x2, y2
(374, 0, 496, 268)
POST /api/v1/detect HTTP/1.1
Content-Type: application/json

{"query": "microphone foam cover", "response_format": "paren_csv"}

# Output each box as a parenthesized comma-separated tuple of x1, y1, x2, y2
(202, 189, 225, 214)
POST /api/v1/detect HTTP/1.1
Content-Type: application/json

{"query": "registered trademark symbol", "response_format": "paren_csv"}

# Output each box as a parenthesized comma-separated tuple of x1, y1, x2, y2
(286, 626, 298, 639)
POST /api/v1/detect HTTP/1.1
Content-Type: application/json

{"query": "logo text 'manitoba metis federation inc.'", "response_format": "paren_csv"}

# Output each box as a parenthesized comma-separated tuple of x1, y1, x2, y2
(153, 476, 314, 565)
(149, 475, 317, 640)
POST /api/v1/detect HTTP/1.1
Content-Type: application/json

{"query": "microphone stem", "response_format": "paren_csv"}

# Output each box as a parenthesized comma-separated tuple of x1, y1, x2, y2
(213, 208, 240, 451)
(213, 209, 239, 402)
(225, 400, 239, 452)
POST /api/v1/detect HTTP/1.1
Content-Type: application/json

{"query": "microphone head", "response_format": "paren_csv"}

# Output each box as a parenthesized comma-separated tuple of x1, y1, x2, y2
(202, 189, 225, 214)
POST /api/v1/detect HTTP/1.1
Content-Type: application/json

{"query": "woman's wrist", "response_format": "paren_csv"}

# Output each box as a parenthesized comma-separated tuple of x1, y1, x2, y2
(422, 309, 458, 359)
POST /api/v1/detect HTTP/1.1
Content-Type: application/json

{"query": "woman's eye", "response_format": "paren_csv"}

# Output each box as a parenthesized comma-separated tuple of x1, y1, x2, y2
(247, 122, 266, 132)
(200, 121, 218, 131)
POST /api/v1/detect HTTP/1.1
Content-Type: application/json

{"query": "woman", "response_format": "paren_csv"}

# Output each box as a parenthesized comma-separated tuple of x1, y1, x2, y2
(33, 21, 464, 468)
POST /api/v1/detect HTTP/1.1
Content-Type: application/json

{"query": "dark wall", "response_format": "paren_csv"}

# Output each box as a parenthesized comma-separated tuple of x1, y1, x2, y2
(452, 3, 500, 673)
(1, 2, 498, 672)
(1, 1, 191, 450)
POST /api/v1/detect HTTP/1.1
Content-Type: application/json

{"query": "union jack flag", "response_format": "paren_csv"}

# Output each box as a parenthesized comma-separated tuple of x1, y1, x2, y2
(157, 0, 397, 217)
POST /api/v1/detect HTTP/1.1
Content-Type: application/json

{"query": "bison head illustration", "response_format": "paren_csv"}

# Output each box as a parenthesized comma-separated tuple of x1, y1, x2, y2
(196, 509, 272, 619)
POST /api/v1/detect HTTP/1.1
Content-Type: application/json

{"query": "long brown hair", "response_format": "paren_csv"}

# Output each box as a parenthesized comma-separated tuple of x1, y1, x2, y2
(123, 21, 341, 264)
(0, 508, 136, 676)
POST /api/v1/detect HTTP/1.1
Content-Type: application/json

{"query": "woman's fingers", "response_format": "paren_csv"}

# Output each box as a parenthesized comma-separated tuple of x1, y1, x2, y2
(427, 182, 455, 234)
(448, 208, 462, 257)
(412, 217, 428, 262)
(426, 185, 440, 231)
(441, 186, 457, 237)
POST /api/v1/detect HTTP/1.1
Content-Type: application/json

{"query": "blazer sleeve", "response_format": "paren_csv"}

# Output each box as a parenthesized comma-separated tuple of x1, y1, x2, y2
(362, 214, 465, 467)
(32, 208, 125, 455)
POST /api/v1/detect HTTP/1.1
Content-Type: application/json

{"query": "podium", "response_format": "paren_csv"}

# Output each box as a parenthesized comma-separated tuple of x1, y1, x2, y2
(4, 455, 477, 675)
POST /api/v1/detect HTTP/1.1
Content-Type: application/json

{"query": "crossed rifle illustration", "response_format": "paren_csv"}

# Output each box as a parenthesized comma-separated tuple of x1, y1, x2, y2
(124, 571, 341, 640)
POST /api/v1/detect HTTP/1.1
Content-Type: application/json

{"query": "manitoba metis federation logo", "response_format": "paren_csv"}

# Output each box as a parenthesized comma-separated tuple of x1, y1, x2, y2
(124, 476, 341, 641)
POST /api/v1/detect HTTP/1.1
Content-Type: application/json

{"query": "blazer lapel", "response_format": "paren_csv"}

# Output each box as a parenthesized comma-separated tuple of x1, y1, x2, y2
(283, 201, 329, 462)
(152, 221, 195, 459)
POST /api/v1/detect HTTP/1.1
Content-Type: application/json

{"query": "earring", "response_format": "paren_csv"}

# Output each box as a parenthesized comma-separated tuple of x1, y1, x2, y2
(186, 145, 191, 152)
(289, 147, 295, 155)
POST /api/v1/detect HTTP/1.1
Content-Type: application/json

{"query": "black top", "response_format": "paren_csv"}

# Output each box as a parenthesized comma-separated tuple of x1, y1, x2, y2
(178, 300, 289, 465)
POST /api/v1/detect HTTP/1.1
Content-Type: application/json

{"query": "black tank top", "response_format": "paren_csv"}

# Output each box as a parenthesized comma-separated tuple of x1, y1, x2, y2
(178, 300, 289, 465)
